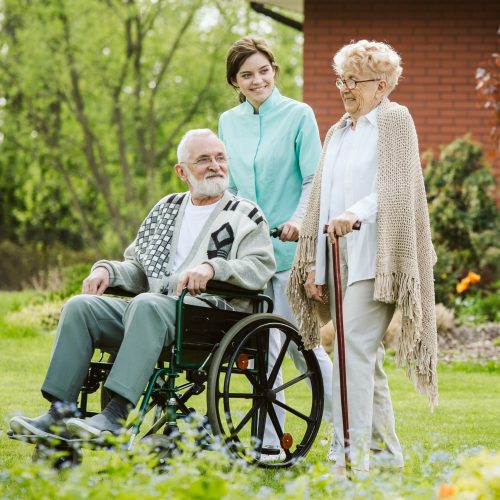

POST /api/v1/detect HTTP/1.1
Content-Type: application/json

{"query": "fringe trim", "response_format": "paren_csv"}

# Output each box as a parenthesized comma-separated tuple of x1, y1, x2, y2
(294, 235, 318, 267)
(396, 317, 439, 410)
(374, 272, 422, 327)
(287, 244, 323, 350)
(375, 271, 438, 409)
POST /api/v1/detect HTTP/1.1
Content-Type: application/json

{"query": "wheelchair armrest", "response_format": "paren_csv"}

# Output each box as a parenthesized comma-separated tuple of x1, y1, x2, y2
(205, 280, 262, 297)
(105, 286, 137, 298)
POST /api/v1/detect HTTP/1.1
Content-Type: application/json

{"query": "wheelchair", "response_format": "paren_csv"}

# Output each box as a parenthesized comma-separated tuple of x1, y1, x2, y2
(12, 280, 324, 469)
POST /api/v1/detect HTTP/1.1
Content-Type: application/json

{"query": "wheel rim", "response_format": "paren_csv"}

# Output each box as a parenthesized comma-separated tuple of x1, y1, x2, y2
(208, 315, 324, 468)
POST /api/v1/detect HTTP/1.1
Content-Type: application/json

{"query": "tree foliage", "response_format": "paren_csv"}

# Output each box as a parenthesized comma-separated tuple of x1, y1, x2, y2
(0, 0, 303, 260)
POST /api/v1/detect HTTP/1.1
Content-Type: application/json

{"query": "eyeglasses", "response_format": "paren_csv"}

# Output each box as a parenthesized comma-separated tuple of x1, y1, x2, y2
(335, 78, 380, 90)
(183, 155, 229, 168)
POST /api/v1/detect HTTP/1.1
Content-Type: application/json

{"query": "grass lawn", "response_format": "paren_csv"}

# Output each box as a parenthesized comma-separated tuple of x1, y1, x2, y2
(0, 291, 498, 497)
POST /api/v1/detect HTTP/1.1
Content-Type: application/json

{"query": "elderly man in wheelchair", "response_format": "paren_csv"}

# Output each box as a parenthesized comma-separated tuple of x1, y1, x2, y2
(9, 129, 324, 468)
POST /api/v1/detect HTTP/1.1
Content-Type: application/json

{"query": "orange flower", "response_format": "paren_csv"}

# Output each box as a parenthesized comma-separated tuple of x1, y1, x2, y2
(438, 483, 457, 498)
(467, 271, 481, 284)
(456, 271, 481, 294)
(456, 278, 470, 294)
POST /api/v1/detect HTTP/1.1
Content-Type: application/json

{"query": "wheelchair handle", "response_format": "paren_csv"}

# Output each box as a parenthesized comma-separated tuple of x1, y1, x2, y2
(206, 279, 262, 296)
(270, 227, 299, 242)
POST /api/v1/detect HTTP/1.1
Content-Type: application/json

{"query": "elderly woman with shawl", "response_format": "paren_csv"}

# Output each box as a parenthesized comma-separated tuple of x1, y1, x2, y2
(287, 40, 438, 475)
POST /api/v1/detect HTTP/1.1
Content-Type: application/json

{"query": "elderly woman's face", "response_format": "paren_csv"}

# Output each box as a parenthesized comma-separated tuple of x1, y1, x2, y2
(338, 69, 383, 121)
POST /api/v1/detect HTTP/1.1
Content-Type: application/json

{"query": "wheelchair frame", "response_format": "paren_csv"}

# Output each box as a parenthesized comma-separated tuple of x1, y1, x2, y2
(13, 281, 324, 469)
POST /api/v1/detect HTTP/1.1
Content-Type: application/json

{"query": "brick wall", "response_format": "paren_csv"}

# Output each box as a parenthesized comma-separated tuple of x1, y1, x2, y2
(303, 0, 499, 177)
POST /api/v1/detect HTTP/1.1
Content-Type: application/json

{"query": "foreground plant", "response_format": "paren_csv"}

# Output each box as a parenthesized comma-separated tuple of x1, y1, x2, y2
(438, 449, 499, 499)
(1, 422, 498, 500)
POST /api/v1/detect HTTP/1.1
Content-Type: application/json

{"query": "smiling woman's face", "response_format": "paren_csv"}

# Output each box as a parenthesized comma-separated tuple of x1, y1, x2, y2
(234, 52, 276, 111)
(338, 70, 383, 121)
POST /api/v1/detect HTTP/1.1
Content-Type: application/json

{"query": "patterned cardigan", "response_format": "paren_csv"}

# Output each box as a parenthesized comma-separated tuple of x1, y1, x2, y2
(93, 191, 275, 300)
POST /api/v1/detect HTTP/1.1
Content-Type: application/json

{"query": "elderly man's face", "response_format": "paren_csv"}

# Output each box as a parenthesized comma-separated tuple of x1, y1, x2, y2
(178, 134, 229, 199)
(338, 70, 382, 121)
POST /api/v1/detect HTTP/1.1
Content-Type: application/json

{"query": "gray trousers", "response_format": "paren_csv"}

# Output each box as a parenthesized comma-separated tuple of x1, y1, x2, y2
(42, 293, 208, 406)
(327, 239, 403, 471)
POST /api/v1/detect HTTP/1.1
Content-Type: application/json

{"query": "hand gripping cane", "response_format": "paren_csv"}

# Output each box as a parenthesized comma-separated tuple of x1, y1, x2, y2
(323, 221, 361, 472)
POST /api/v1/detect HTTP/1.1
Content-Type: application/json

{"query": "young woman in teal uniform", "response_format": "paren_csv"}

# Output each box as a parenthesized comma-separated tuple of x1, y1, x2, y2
(218, 36, 333, 454)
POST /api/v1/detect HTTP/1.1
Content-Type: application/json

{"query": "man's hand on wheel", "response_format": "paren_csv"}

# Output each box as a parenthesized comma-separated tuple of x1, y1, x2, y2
(82, 267, 110, 296)
(176, 263, 215, 296)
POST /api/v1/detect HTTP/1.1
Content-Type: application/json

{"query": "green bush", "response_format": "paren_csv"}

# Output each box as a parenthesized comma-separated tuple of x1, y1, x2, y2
(424, 136, 500, 307)
(53, 264, 93, 299)
(455, 283, 500, 325)
(0, 239, 97, 292)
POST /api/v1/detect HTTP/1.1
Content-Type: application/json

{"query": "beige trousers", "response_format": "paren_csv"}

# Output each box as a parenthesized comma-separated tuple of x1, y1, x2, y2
(327, 238, 403, 471)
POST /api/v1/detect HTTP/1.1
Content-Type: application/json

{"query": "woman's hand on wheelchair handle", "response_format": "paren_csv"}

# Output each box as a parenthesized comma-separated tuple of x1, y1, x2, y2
(279, 220, 300, 242)
(304, 270, 324, 303)
(82, 267, 110, 295)
(176, 263, 215, 296)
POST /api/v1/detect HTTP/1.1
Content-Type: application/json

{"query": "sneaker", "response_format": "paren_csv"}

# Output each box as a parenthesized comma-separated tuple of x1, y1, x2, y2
(9, 413, 69, 439)
(257, 445, 286, 463)
(66, 413, 123, 439)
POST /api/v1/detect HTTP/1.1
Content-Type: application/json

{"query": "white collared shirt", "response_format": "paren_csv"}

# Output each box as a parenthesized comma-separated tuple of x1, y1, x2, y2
(315, 106, 379, 286)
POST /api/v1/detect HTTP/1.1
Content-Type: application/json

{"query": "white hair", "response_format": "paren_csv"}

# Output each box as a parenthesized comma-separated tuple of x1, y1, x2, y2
(333, 40, 403, 95)
(176, 129, 218, 164)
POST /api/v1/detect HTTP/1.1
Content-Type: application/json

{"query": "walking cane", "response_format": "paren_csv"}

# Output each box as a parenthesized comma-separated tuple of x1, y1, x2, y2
(323, 221, 361, 472)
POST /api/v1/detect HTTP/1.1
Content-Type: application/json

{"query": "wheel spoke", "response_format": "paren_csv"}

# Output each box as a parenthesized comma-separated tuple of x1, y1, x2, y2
(255, 401, 268, 456)
(273, 399, 313, 423)
(274, 370, 312, 393)
(244, 370, 263, 391)
(267, 403, 284, 439)
(267, 334, 291, 388)
(225, 392, 261, 399)
(268, 405, 293, 460)
(255, 330, 269, 389)
(232, 399, 265, 436)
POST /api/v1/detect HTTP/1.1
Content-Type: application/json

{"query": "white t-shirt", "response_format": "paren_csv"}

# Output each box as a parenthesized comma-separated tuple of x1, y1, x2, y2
(171, 195, 218, 273)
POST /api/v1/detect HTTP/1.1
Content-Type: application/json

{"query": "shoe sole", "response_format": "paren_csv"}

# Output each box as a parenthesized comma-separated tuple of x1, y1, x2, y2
(66, 418, 120, 439)
(257, 448, 287, 463)
(66, 419, 103, 439)
(9, 416, 61, 439)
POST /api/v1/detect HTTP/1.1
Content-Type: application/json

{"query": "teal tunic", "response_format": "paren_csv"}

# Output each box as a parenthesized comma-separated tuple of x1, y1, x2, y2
(218, 87, 322, 272)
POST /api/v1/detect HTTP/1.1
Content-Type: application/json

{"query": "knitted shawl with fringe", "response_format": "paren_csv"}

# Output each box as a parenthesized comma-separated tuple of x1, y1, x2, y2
(286, 98, 439, 409)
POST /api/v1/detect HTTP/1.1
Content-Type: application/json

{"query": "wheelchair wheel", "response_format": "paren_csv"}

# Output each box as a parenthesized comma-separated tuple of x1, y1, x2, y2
(32, 443, 82, 469)
(141, 432, 179, 469)
(206, 313, 323, 468)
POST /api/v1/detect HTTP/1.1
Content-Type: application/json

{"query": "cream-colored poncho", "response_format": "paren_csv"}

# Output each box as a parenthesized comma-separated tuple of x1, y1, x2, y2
(287, 98, 439, 408)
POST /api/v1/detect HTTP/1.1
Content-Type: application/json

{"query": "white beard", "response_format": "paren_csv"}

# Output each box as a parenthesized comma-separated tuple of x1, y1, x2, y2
(187, 171, 229, 198)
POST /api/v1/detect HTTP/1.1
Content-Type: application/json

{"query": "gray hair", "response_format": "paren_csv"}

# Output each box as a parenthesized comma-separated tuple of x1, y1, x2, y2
(333, 40, 403, 95)
(176, 129, 218, 164)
